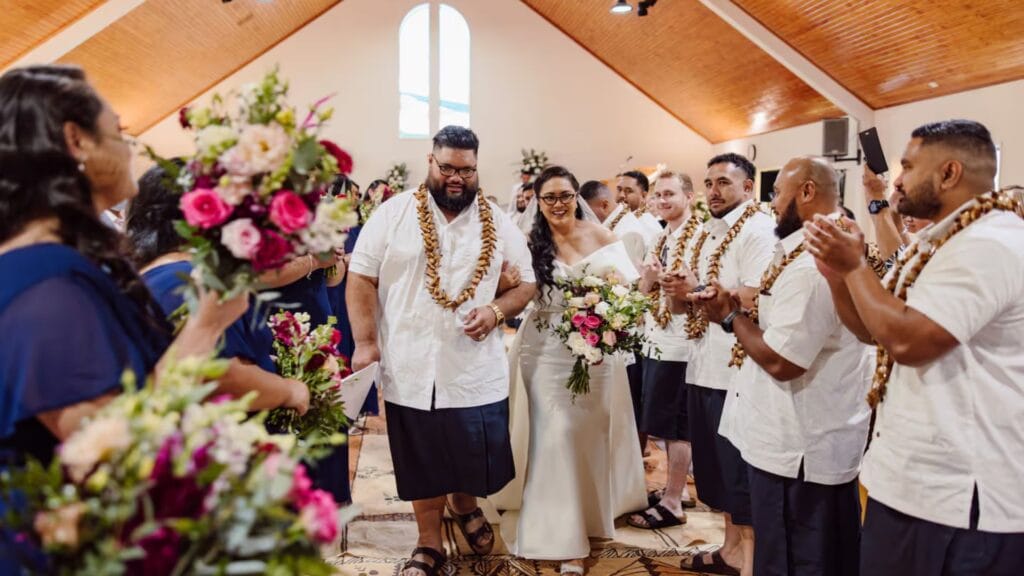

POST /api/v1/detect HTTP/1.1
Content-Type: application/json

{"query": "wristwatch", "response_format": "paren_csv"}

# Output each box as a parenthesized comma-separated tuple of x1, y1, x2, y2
(720, 309, 743, 334)
(868, 199, 890, 214)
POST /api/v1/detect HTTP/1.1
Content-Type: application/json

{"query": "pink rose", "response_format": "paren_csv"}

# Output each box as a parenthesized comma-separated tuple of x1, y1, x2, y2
(180, 188, 233, 229)
(299, 490, 340, 543)
(571, 313, 587, 328)
(252, 230, 293, 272)
(220, 218, 261, 260)
(585, 332, 600, 347)
(584, 315, 602, 329)
(602, 331, 617, 346)
(269, 190, 312, 234)
(290, 465, 314, 507)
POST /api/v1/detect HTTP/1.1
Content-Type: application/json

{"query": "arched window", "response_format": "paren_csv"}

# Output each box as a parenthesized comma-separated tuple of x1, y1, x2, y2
(398, 3, 470, 138)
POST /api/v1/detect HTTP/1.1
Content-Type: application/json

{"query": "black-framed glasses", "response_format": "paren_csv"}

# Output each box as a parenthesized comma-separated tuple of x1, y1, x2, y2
(539, 192, 577, 206)
(431, 155, 477, 178)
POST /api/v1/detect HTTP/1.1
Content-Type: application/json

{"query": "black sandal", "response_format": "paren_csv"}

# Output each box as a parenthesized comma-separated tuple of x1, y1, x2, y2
(626, 503, 686, 529)
(446, 503, 495, 555)
(682, 549, 739, 576)
(402, 546, 447, 576)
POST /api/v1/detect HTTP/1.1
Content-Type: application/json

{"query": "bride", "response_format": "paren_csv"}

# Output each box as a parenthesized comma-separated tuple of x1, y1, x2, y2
(492, 166, 647, 575)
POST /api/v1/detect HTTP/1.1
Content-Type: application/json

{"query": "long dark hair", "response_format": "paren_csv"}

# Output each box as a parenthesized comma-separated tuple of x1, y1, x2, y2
(126, 159, 186, 268)
(0, 65, 161, 322)
(528, 165, 583, 291)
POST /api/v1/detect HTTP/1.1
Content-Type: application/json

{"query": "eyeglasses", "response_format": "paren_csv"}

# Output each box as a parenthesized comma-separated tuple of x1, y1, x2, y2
(432, 155, 477, 178)
(539, 192, 577, 206)
(103, 132, 137, 148)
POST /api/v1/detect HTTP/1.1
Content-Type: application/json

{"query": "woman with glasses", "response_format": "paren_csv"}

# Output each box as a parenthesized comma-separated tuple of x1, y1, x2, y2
(495, 166, 646, 576)
(0, 65, 246, 572)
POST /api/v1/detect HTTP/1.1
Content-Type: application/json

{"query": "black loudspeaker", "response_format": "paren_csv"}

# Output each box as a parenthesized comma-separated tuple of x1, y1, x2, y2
(823, 118, 849, 157)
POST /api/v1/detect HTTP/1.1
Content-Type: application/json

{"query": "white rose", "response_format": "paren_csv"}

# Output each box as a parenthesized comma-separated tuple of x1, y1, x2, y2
(195, 125, 237, 156)
(611, 285, 630, 298)
(581, 275, 605, 288)
(594, 301, 611, 317)
(568, 297, 586, 308)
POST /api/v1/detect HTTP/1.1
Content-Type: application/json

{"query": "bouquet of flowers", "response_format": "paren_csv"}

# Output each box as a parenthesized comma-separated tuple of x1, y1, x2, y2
(148, 68, 358, 298)
(520, 148, 548, 177)
(549, 270, 654, 398)
(384, 162, 409, 193)
(266, 311, 350, 438)
(358, 182, 395, 223)
(0, 356, 357, 576)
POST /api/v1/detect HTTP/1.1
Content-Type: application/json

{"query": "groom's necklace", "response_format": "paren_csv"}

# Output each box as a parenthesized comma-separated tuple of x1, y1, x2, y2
(685, 202, 759, 339)
(607, 204, 629, 230)
(415, 184, 497, 311)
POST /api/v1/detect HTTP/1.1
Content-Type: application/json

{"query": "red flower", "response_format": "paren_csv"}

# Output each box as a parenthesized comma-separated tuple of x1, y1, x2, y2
(178, 107, 191, 129)
(330, 329, 342, 347)
(252, 230, 293, 272)
(320, 140, 353, 175)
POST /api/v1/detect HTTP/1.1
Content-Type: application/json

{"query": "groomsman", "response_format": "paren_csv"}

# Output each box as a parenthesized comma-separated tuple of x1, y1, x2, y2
(348, 126, 536, 576)
(663, 153, 775, 576)
(699, 156, 871, 575)
(805, 120, 1024, 575)
(617, 170, 664, 242)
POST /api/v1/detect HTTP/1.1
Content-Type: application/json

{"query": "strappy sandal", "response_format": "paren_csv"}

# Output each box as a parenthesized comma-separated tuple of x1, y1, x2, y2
(681, 549, 740, 576)
(627, 503, 686, 529)
(401, 546, 447, 576)
(445, 502, 495, 555)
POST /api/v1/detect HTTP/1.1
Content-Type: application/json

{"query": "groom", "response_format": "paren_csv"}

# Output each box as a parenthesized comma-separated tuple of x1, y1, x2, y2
(347, 126, 536, 576)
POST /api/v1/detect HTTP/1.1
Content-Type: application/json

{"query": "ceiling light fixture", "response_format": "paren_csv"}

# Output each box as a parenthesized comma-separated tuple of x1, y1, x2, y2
(610, 1, 633, 14)
(638, 0, 657, 16)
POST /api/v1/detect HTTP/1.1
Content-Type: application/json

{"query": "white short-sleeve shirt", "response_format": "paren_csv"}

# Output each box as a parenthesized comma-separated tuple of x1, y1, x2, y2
(720, 228, 873, 485)
(349, 191, 535, 411)
(860, 206, 1024, 532)
(687, 201, 775, 390)
(606, 205, 651, 267)
(642, 222, 694, 363)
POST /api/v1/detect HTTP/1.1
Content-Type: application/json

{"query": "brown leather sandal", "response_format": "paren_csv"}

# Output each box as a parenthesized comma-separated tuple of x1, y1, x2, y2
(402, 546, 447, 576)
(445, 502, 495, 555)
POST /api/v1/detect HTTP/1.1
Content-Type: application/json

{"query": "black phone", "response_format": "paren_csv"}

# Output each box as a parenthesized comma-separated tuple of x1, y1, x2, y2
(859, 127, 888, 175)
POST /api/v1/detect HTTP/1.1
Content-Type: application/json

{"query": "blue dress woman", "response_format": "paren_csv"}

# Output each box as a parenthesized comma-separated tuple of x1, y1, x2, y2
(0, 65, 245, 575)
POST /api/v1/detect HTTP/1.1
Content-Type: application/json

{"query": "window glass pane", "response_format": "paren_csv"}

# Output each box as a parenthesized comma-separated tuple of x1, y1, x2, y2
(399, 3, 430, 138)
(439, 4, 470, 128)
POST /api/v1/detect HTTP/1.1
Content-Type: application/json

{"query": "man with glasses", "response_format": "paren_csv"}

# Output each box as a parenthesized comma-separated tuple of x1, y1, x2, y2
(348, 126, 536, 576)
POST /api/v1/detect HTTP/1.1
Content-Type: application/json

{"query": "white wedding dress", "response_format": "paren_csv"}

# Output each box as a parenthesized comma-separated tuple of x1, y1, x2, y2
(491, 241, 647, 560)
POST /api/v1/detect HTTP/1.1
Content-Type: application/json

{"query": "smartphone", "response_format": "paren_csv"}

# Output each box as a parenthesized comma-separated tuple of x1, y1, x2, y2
(859, 127, 889, 175)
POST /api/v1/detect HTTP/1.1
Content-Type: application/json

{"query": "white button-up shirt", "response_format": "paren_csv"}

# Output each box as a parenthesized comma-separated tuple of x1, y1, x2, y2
(638, 211, 665, 241)
(606, 204, 652, 266)
(861, 205, 1024, 532)
(720, 228, 873, 485)
(349, 191, 535, 411)
(643, 222, 694, 363)
(687, 201, 775, 390)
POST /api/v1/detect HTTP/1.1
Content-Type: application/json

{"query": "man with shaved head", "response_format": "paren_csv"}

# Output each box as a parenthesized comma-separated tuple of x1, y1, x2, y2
(695, 155, 872, 575)
(805, 120, 1024, 575)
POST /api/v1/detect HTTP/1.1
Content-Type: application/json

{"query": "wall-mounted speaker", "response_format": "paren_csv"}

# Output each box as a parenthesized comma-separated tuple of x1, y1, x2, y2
(823, 118, 849, 157)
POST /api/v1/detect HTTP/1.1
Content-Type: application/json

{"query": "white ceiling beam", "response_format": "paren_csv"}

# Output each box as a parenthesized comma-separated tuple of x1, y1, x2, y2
(3, 0, 146, 73)
(698, 0, 875, 127)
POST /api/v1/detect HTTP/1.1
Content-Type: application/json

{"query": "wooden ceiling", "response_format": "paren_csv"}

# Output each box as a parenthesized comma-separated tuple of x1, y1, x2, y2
(0, 0, 104, 67)
(56, 0, 340, 135)
(733, 0, 1024, 109)
(522, 0, 843, 142)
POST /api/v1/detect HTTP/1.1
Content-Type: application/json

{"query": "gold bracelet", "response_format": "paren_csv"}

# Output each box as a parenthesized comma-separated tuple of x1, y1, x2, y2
(305, 254, 315, 280)
(487, 302, 505, 325)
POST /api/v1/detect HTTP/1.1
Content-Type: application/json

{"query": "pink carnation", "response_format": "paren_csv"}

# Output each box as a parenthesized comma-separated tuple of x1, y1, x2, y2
(180, 188, 233, 229)
(585, 332, 600, 347)
(584, 315, 602, 329)
(299, 490, 340, 543)
(269, 190, 312, 234)
(220, 218, 261, 260)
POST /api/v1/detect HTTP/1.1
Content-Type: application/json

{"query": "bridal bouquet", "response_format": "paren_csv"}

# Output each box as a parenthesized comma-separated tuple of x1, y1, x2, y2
(550, 270, 654, 398)
(0, 356, 356, 576)
(149, 68, 358, 298)
(266, 311, 350, 438)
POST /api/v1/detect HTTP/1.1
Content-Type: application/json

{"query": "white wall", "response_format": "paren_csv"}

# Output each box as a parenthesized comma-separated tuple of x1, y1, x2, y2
(714, 79, 1024, 237)
(137, 0, 712, 203)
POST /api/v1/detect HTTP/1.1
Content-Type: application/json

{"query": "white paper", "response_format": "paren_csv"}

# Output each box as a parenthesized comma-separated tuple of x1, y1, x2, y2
(338, 362, 378, 421)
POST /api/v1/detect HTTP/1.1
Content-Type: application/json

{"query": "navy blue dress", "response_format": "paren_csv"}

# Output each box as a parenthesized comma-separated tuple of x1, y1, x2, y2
(142, 261, 275, 374)
(0, 244, 169, 575)
(326, 226, 379, 416)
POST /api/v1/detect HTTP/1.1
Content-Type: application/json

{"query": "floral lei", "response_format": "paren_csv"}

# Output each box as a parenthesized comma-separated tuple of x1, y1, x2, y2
(868, 190, 1021, 408)
(728, 243, 806, 368)
(653, 214, 701, 328)
(415, 184, 497, 311)
(685, 202, 760, 339)
(607, 205, 630, 230)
